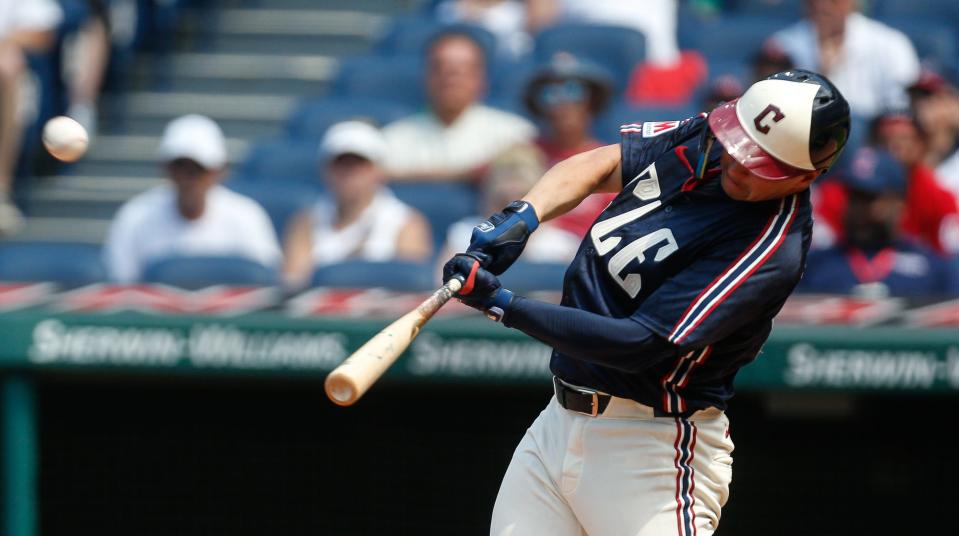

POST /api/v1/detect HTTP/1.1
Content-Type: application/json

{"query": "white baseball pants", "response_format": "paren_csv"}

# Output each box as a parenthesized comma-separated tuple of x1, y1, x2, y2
(491, 395, 734, 536)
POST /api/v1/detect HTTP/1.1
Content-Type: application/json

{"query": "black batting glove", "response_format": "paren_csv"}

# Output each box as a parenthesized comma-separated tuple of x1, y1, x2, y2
(466, 200, 539, 275)
(443, 253, 515, 322)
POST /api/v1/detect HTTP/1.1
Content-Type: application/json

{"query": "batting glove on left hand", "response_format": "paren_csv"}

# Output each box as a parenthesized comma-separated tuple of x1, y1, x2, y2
(443, 253, 514, 322)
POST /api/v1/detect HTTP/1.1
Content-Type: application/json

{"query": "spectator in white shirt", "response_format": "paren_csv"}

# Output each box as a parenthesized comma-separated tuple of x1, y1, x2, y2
(769, 0, 920, 119)
(382, 29, 536, 181)
(283, 121, 433, 289)
(434, 0, 531, 59)
(0, 0, 63, 236)
(103, 115, 281, 283)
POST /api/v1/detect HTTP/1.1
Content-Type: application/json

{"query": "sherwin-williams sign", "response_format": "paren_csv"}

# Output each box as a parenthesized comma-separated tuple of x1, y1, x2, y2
(1, 309, 958, 391)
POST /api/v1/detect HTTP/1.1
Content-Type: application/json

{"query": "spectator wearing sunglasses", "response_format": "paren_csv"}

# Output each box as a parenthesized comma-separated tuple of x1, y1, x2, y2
(523, 53, 615, 237)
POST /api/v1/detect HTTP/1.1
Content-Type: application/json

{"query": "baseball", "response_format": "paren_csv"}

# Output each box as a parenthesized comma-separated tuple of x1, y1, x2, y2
(42, 116, 89, 162)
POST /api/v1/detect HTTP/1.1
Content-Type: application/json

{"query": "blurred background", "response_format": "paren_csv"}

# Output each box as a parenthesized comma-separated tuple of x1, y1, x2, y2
(1, 0, 959, 534)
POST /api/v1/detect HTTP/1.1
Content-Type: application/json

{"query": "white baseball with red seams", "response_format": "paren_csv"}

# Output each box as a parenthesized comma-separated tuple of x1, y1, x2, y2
(42, 116, 89, 162)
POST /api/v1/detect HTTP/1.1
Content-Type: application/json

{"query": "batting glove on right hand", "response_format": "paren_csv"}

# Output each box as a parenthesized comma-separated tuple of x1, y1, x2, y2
(443, 253, 514, 322)
(466, 200, 539, 275)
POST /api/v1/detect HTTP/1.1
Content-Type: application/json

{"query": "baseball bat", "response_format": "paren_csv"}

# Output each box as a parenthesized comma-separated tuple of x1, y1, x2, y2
(324, 278, 463, 406)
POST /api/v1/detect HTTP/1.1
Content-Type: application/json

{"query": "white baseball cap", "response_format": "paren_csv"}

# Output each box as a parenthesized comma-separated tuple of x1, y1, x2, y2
(319, 120, 387, 165)
(708, 70, 850, 180)
(157, 114, 228, 169)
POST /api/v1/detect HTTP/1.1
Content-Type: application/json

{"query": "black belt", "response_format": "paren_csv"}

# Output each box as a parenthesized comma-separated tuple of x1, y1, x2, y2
(553, 376, 611, 417)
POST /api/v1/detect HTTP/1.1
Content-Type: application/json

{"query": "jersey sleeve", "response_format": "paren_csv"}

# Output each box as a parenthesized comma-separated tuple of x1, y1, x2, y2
(632, 196, 807, 351)
(619, 115, 707, 188)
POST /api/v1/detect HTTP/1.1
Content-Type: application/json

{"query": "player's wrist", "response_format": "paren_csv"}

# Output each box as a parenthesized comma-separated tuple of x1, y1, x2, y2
(504, 200, 540, 233)
(484, 288, 514, 322)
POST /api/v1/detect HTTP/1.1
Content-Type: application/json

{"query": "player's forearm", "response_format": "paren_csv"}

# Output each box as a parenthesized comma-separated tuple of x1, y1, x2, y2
(503, 296, 677, 372)
(522, 144, 621, 222)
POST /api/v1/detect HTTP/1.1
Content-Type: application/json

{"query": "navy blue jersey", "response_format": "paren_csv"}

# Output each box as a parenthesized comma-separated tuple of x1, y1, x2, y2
(550, 115, 813, 415)
(797, 241, 958, 298)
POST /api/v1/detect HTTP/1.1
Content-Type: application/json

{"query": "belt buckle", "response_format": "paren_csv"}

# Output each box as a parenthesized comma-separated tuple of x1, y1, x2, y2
(587, 390, 599, 417)
(559, 378, 601, 417)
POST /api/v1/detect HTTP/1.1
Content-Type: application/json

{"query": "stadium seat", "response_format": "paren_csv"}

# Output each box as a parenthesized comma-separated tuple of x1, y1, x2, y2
(235, 139, 321, 184)
(873, 0, 959, 25)
(680, 15, 791, 64)
(284, 97, 413, 142)
(331, 55, 426, 109)
(499, 262, 569, 293)
(389, 182, 478, 252)
(225, 179, 322, 239)
(373, 14, 497, 59)
(310, 260, 436, 292)
(533, 24, 647, 95)
(142, 256, 279, 290)
(725, 0, 803, 18)
(486, 57, 549, 116)
(0, 241, 105, 287)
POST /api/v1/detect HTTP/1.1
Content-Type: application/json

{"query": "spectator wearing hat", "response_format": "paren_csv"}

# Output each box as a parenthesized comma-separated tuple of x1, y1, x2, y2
(524, 53, 615, 237)
(908, 66, 959, 197)
(103, 115, 281, 283)
(768, 0, 920, 118)
(382, 30, 536, 181)
(798, 146, 957, 298)
(283, 121, 433, 289)
(813, 111, 959, 255)
(0, 0, 63, 235)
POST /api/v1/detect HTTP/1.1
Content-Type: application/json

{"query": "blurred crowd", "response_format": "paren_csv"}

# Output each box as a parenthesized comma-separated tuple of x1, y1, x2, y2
(0, 0, 157, 234)
(5, 0, 959, 301)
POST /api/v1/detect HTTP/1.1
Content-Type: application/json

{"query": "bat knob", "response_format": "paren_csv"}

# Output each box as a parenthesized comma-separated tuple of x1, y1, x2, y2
(325, 375, 356, 406)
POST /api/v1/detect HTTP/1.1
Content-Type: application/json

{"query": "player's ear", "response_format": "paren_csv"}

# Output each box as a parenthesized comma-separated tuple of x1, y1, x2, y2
(800, 170, 821, 185)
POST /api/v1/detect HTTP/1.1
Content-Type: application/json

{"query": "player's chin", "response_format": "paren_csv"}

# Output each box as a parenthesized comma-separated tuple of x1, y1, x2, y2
(720, 175, 752, 201)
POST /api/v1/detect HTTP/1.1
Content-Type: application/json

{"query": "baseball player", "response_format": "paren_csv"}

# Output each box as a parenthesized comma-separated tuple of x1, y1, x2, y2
(443, 69, 850, 535)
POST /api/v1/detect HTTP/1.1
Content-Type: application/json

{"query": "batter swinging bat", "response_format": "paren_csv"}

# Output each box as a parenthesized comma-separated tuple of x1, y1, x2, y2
(324, 278, 463, 406)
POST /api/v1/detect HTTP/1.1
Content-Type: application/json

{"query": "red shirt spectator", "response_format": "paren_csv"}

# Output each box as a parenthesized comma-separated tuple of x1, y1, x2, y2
(815, 155, 959, 254)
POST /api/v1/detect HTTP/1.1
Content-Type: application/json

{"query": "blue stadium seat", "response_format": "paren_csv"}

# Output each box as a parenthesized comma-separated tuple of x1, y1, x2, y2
(331, 55, 426, 109)
(310, 260, 436, 291)
(879, 17, 957, 69)
(725, 0, 803, 18)
(389, 182, 478, 252)
(374, 14, 497, 60)
(486, 57, 545, 116)
(225, 179, 322, 239)
(873, 0, 959, 24)
(142, 256, 279, 290)
(235, 139, 321, 184)
(0, 241, 105, 287)
(533, 24, 647, 95)
(284, 97, 413, 142)
(499, 262, 569, 293)
(681, 15, 791, 64)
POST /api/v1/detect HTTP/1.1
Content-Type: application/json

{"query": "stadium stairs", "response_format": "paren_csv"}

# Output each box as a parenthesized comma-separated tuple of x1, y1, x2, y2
(18, 0, 423, 244)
